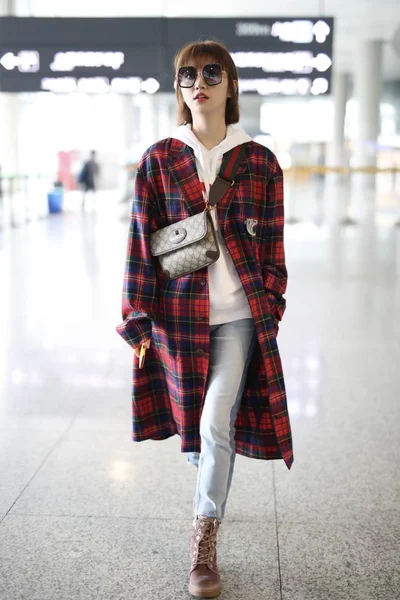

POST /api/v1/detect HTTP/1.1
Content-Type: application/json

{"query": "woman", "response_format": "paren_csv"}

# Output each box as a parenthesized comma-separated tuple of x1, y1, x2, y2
(117, 40, 293, 598)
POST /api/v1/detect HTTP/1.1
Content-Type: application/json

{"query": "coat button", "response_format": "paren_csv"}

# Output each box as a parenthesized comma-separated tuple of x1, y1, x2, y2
(199, 279, 206, 286)
(197, 315, 204, 321)
(196, 349, 206, 356)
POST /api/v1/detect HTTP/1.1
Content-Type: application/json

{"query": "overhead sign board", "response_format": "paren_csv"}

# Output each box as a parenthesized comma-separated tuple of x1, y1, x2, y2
(166, 17, 333, 96)
(0, 17, 334, 96)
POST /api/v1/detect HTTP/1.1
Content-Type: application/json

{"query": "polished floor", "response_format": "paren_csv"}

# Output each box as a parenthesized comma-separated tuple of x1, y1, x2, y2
(0, 176, 400, 600)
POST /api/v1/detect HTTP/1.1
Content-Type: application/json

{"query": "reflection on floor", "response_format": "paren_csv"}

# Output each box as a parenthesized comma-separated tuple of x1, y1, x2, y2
(0, 178, 399, 599)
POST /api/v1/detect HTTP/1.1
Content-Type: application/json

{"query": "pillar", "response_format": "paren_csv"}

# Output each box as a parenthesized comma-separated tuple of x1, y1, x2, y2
(327, 72, 349, 169)
(156, 93, 173, 141)
(0, 0, 16, 14)
(353, 40, 383, 169)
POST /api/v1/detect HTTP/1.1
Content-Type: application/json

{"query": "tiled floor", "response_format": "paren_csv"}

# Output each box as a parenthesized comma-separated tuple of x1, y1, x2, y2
(1, 178, 399, 599)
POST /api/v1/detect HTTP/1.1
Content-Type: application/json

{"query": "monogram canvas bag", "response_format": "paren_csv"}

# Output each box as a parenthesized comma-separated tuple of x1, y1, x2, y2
(150, 210, 219, 279)
(150, 144, 246, 280)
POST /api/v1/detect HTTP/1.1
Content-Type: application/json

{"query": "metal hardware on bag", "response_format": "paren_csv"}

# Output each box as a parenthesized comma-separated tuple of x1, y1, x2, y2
(169, 228, 187, 244)
(203, 192, 215, 213)
(202, 190, 210, 211)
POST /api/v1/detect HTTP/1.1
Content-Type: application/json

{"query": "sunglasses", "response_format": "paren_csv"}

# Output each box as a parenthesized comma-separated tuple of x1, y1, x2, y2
(177, 63, 225, 88)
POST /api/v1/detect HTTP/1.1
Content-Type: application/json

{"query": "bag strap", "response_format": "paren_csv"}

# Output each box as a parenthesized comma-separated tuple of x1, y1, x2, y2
(208, 143, 247, 207)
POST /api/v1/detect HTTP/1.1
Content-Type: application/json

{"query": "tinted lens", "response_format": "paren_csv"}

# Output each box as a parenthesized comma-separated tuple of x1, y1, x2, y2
(203, 63, 222, 86)
(178, 66, 196, 88)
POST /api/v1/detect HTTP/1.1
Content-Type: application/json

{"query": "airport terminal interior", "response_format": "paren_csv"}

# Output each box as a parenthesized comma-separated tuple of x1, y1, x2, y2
(0, 2, 400, 599)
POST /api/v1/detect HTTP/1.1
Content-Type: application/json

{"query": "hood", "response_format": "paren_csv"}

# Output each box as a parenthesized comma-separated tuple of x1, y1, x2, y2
(172, 123, 251, 156)
(172, 124, 251, 189)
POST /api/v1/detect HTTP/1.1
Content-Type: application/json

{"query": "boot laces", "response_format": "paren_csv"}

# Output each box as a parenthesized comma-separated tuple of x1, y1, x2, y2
(195, 520, 218, 565)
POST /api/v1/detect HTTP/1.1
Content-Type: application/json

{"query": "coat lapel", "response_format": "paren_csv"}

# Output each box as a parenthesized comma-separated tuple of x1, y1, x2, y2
(167, 141, 205, 216)
(167, 139, 250, 219)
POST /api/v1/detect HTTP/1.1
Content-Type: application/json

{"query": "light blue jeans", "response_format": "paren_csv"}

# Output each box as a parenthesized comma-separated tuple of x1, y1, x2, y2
(187, 319, 257, 520)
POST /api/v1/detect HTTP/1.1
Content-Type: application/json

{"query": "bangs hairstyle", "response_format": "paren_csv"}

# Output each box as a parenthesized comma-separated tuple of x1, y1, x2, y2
(174, 40, 240, 126)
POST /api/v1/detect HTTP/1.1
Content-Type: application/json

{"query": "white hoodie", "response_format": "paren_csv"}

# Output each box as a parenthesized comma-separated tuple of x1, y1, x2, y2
(172, 124, 253, 325)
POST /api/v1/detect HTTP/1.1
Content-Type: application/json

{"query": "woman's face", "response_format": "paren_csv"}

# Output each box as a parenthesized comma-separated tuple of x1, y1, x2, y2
(178, 58, 236, 122)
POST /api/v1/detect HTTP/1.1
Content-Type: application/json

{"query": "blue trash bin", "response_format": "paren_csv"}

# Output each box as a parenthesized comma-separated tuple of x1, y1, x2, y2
(47, 188, 63, 213)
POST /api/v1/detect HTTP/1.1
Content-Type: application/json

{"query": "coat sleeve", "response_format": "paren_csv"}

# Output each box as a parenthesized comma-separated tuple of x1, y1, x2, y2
(262, 158, 287, 323)
(116, 167, 159, 349)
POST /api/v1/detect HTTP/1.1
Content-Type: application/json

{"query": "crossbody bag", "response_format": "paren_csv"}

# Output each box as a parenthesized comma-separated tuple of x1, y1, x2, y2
(150, 144, 247, 280)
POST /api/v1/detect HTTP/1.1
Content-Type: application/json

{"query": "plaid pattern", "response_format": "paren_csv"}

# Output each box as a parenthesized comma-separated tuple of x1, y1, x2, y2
(116, 139, 293, 469)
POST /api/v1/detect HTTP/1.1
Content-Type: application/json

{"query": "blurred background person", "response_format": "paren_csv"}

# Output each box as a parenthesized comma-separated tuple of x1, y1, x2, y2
(78, 150, 100, 208)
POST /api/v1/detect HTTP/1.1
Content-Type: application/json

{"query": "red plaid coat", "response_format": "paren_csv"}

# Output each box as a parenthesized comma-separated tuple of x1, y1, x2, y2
(117, 139, 293, 469)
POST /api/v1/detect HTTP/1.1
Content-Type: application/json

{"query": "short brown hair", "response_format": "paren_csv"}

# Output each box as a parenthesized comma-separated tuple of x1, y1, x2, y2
(174, 40, 240, 126)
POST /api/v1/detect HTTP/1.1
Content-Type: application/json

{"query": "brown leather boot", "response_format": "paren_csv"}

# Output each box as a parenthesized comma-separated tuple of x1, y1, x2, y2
(188, 516, 221, 598)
